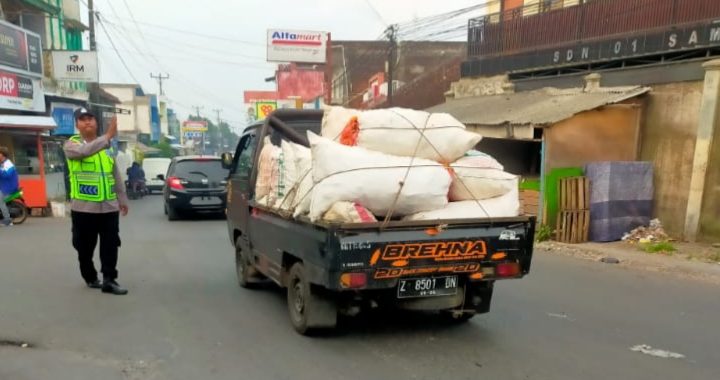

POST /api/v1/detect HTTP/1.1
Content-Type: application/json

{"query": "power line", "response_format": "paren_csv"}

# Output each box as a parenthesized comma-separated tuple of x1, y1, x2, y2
(100, 14, 265, 46)
(121, 0, 167, 70)
(96, 13, 140, 84)
(364, 0, 388, 27)
(100, 20, 266, 61)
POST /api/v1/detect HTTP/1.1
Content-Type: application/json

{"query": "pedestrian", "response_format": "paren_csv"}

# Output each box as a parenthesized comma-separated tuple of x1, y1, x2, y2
(115, 141, 132, 185)
(0, 146, 19, 227)
(63, 108, 129, 295)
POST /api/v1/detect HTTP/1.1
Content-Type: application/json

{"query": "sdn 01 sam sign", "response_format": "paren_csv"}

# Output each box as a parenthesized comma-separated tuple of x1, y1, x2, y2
(51, 51, 99, 82)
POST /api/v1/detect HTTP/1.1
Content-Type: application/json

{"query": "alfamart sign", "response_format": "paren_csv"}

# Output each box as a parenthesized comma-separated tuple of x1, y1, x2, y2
(267, 29, 328, 63)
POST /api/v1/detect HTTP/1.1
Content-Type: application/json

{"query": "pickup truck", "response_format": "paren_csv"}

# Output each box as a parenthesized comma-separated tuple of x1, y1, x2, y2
(223, 109, 536, 335)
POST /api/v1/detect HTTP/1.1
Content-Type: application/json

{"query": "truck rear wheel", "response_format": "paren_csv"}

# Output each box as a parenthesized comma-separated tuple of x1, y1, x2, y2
(235, 239, 263, 288)
(287, 262, 337, 335)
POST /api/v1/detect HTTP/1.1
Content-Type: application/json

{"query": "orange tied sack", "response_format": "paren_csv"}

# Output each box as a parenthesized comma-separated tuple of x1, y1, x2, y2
(339, 116, 360, 146)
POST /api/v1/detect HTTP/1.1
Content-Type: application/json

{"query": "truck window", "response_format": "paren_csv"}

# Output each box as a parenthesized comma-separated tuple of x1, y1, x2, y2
(232, 133, 256, 179)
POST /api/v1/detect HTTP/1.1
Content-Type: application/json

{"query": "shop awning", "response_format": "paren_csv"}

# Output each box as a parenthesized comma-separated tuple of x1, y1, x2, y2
(427, 86, 650, 127)
(0, 115, 57, 131)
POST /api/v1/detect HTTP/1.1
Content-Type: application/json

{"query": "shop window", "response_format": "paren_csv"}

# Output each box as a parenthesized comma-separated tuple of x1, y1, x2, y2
(9, 135, 40, 176)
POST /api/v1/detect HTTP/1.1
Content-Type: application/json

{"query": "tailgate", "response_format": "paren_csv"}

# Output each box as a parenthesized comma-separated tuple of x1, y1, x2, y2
(328, 218, 535, 290)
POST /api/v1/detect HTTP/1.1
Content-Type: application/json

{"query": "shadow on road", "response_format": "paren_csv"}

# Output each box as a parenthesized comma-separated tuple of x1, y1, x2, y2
(253, 282, 486, 338)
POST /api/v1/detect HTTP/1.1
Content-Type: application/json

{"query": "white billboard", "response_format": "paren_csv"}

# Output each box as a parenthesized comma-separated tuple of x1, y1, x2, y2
(0, 70, 45, 112)
(51, 51, 99, 82)
(267, 29, 328, 63)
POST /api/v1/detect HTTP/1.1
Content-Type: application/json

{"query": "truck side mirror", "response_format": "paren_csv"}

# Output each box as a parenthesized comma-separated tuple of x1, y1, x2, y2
(156, 174, 165, 181)
(221, 152, 233, 169)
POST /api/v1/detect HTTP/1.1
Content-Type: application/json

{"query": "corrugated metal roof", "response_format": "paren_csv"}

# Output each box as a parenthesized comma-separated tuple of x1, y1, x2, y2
(427, 86, 650, 126)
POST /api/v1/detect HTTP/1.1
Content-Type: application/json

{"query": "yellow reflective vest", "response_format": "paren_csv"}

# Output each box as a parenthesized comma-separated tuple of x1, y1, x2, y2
(66, 135, 117, 202)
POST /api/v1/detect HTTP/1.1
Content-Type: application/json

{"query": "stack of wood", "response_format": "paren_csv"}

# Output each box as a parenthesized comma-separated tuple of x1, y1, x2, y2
(556, 176, 590, 243)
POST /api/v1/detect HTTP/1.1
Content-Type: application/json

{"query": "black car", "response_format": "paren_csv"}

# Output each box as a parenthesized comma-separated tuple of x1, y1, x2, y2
(161, 156, 229, 220)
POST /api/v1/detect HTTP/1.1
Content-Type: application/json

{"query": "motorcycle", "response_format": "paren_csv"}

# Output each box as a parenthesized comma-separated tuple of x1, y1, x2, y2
(125, 180, 148, 200)
(3, 189, 28, 225)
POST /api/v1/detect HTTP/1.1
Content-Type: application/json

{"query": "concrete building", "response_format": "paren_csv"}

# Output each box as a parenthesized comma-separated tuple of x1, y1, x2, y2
(455, 0, 720, 242)
(329, 41, 467, 109)
(101, 84, 153, 139)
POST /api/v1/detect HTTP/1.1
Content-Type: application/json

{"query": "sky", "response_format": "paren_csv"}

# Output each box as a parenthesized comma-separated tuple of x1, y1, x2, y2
(90, 0, 483, 132)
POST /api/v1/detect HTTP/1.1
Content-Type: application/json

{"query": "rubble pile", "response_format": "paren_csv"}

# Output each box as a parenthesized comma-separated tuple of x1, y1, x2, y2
(621, 219, 670, 243)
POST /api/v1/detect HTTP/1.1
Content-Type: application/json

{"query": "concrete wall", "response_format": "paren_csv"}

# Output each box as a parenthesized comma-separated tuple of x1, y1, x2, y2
(545, 104, 642, 170)
(136, 101, 151, 135)
(102, 86, 138, 133)
(700, 90, 720, 242)
(639, 81, 703, 238)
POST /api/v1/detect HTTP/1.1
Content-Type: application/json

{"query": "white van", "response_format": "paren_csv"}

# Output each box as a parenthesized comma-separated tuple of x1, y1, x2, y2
(142, 158, 172, 193)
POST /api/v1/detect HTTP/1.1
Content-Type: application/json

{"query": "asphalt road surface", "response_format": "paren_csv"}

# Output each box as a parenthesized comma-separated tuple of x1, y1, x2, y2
(1, 196, 718, 380)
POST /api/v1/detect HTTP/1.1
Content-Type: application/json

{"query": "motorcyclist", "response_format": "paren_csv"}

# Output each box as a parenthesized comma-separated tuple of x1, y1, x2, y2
(126, 162, 146, 195)
(0, 146, 20, 227)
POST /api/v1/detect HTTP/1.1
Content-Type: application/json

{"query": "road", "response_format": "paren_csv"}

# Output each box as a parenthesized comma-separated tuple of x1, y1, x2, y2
(1, 195, 718, 380)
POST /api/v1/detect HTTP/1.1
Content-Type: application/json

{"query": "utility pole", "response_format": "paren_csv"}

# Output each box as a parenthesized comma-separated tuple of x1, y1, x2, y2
(213, 109, 222, 153)
(88, 0, 96, 51)
(386, 24, 398, 107)
(191, 106, 204, 154)
(150, 73, 170, 95)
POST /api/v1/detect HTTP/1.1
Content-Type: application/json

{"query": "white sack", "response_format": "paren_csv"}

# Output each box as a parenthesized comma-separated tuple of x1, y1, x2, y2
(308, 132, 451, 222)
(273, 140, 299, 211)
(449, 156, 517, 201)
(321, 106, 482, 163)
(322, 202, 378, 224)
(255, 137, 280, 205)
(404, 181, 520, 221)
(290, 143, 314, 218)
(462, 150, 504, 170)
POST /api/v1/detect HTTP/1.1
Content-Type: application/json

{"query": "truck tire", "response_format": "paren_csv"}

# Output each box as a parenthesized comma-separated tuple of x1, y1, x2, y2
(235, 239, 264, 288)
(287, 262, 337, 335)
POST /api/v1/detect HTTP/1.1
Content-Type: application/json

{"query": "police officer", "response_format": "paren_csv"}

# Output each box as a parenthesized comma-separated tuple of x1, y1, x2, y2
(63, 108, 129, 295)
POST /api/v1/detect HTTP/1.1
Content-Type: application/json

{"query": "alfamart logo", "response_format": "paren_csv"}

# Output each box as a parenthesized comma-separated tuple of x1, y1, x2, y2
(271, 31, 322, 46)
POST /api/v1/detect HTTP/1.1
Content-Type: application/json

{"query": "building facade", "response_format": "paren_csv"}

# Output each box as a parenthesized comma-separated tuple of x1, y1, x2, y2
(456, 0, 720, 242)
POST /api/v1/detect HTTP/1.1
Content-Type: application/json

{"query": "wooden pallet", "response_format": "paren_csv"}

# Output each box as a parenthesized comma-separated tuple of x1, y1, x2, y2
(559, 176, 590, 211)
(556, 176, 590, 243)
(556, 210, 590, 243)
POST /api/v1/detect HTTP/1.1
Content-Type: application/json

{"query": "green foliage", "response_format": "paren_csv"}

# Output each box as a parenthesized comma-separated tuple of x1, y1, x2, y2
(640, 241, 676, 255)
(149, 136, 175, 158)
(535, 224, 553, 242)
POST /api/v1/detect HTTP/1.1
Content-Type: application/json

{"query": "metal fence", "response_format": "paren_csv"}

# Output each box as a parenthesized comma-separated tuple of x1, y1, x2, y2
(468, 0, 720, 57)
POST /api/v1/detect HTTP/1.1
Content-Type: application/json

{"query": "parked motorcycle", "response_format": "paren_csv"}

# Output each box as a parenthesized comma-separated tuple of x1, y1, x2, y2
(3, 189, 28, 225)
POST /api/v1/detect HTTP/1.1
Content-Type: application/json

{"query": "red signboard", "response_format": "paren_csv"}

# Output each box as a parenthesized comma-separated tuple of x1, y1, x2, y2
(276, 65, 324, 102)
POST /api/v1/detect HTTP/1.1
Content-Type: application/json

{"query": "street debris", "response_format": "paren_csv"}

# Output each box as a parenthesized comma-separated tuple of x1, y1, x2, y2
(630, 344, 685, 359)
(547, 312, 575, 321)
(0, 339, 33, 348)
(600, 257, 620, 264)
(622, 219, 669, 243)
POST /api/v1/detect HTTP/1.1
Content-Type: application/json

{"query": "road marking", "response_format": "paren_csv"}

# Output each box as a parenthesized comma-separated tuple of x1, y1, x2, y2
(630, 344, 685, 359)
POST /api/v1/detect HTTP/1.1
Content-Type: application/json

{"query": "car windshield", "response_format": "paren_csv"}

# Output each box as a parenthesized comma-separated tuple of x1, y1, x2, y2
(172, 160, 228, 181)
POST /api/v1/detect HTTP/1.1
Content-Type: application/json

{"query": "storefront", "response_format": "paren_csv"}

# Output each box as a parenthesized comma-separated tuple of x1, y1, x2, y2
(0, 116, 57, 209)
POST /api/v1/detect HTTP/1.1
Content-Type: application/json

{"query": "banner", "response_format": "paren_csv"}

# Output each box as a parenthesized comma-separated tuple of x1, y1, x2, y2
(0, 20, 43, 76)
(0, 70, 45, 112)
(267, 29, 328, 63)
(255, 101, 277, 120)
(51, 103, 77, 135)
(51, 51, 99, 82)
(182, 120, 208, 132)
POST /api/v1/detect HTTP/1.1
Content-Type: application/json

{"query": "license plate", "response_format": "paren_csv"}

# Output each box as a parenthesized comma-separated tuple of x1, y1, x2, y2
(190, 196, 221, 205)
(397, 276, 458, 299)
